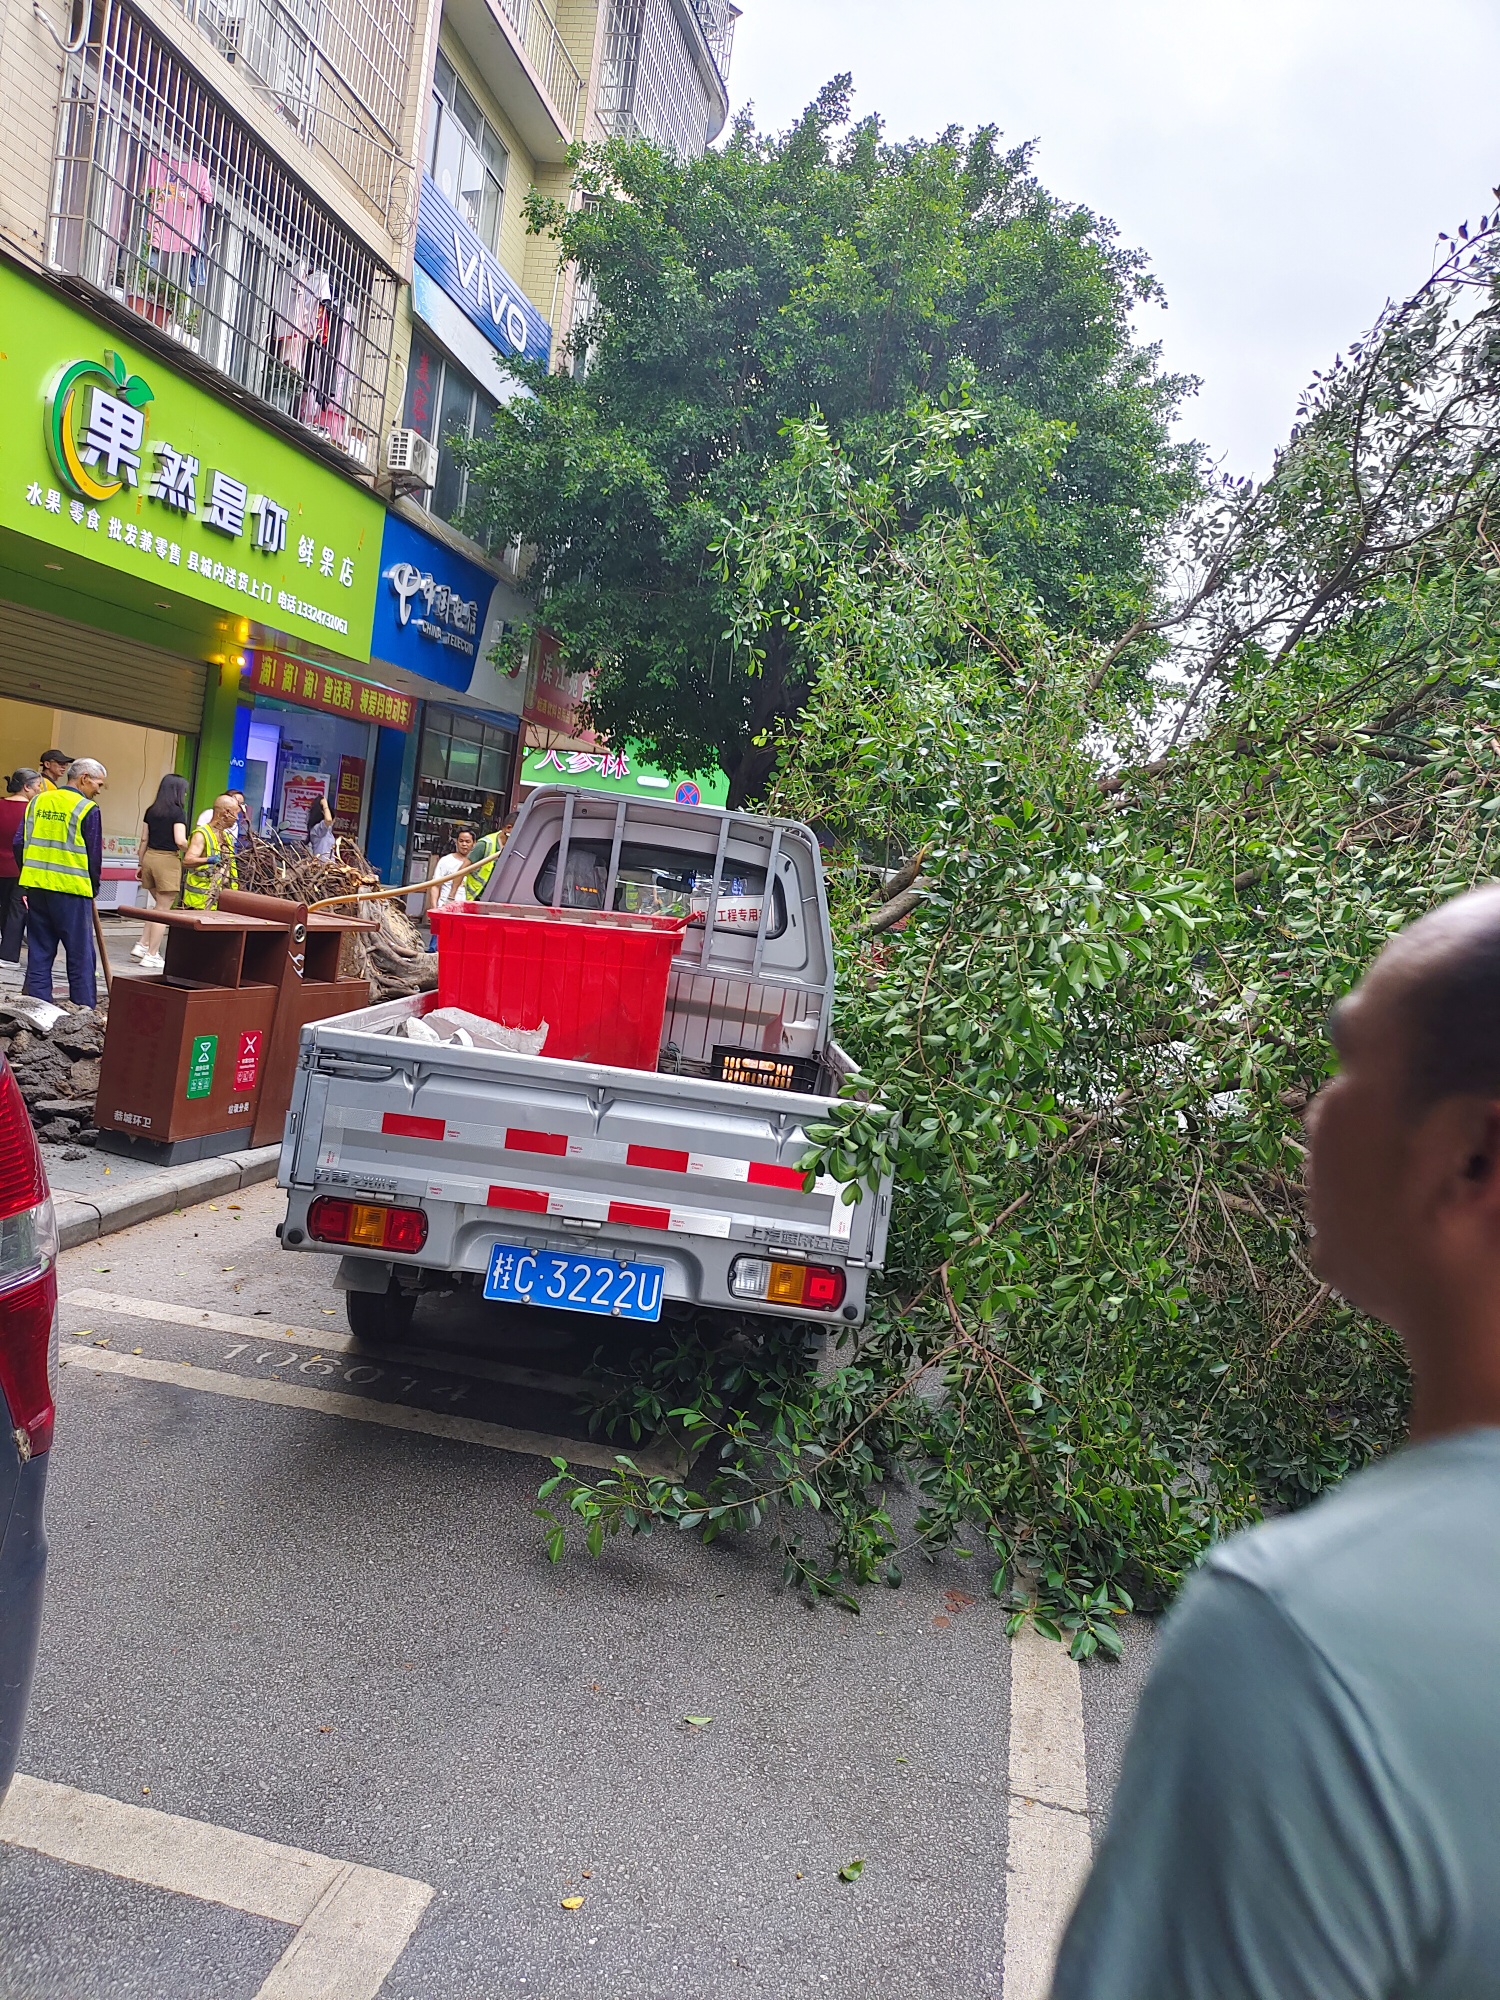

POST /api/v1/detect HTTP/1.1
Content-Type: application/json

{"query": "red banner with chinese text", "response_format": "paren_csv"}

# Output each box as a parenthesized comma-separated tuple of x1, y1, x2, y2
(248, 652, 415, 731)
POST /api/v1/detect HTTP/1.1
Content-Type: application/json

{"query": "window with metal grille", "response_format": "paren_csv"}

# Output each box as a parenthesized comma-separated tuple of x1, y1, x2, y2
(689, 0, 737, 84)
(428, 48, 508, 255)
(597, 0, 723, 158)
(48, 0, 395, 468)
(402, 333, 496, 528)
(172, 0, 416, 221)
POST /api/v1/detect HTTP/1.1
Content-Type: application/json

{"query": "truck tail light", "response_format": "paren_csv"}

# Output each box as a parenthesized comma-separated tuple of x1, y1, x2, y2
(729, 1255, 845, 1311)
(308, 1196, 428, 1254)
(0, 1061, 58, 1459)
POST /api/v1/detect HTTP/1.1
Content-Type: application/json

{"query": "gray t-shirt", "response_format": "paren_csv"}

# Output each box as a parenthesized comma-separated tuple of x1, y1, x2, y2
(1051, 1429, 1500, 2000)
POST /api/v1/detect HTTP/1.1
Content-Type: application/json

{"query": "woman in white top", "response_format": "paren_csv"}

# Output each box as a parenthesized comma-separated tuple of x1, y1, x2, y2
(425, 827, 475, 949)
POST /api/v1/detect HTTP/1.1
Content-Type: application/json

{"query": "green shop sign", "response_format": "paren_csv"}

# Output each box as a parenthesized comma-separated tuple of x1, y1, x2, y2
(521, 745, 728, 806)
(0, 265, 382, 662)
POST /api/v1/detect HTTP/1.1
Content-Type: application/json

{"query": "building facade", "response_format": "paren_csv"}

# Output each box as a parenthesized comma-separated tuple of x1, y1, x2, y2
(0, 0, 735, 899)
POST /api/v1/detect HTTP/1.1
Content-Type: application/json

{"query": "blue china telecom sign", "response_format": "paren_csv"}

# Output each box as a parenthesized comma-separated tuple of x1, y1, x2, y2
(371, 512, 526, 716)
(414, 175, 552, 369)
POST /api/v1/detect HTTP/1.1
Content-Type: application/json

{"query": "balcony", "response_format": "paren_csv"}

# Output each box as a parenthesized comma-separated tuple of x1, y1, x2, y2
(597, 0, 731, 157)
(48, 0, 395, 468)
(170, 0, 419, 228)
(440, 0, 581, 163)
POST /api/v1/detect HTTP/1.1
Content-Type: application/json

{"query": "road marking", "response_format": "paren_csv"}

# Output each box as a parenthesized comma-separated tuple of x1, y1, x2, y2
(62, 1288, 594, 1397)
(60, 1343, 678, 1473)
(0, 1774, 431, 2000)
(1002, 1622, 1092, 2000)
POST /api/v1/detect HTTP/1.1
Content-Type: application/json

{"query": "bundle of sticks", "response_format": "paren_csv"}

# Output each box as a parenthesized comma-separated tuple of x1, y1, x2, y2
(232, 829, 437, 1000)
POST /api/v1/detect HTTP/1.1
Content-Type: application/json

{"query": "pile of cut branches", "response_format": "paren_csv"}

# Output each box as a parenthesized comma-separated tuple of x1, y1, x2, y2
(232, 830, 434, 1000)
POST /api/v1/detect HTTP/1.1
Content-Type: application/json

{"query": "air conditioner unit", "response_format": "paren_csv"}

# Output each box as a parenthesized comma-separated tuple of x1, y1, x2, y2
(386, 427, 438, 493)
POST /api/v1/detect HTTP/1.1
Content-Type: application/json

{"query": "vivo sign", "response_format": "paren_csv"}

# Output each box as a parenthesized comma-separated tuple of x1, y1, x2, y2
(414, 175, 552, 369)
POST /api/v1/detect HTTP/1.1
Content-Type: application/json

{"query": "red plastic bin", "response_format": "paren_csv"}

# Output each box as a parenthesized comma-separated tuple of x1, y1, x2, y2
(429, 904, 689, 1069)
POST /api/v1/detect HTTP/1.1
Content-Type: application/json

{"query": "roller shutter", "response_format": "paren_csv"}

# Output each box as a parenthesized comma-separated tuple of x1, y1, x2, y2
(0, 600, 206, 737)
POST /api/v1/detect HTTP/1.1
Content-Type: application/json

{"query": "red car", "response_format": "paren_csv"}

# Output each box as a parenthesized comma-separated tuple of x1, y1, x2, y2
(0, 1053, 55, 1802)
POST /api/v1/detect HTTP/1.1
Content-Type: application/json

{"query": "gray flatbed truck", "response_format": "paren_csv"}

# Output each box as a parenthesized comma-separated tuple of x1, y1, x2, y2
(277, 787, 894, 1343)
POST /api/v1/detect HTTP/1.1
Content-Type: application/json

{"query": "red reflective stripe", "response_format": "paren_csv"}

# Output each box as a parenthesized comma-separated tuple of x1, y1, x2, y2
(382, 1113, 445, 1141)
(506, 1128, 568, 1157)
(747, 1162, 808, 1191)
(626, 1145, 690, 1173)
(487, 1185, 550, 1214)
(608, 1201, 671, 1231)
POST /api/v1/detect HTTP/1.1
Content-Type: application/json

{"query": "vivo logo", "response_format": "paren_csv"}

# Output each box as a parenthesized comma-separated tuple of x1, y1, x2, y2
(449, 230, 530, 354)
(414, 176, 551, 368)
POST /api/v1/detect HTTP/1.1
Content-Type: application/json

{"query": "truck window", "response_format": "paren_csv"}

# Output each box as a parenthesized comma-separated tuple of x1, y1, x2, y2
(532, 840, 787, 939)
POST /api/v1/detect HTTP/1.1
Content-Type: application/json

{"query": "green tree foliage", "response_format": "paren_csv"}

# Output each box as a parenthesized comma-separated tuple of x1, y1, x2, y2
(463, 79, 1193, 801)
(537, 211, 1500, 1652)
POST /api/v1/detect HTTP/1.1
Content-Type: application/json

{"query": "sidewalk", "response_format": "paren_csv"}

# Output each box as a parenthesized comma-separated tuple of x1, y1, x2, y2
(48, 1142, 282, 1249)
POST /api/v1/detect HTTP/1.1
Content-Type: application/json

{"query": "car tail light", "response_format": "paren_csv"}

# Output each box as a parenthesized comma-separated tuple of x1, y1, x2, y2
(0, 1062, 58, 1459)
(729, 1255, 846, 1311)
(308, 1195, 428, 1254)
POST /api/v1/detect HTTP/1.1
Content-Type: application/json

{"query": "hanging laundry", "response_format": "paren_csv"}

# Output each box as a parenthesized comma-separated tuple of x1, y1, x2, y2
(145, 155, 213, 256)
(272, 263, 331, 378)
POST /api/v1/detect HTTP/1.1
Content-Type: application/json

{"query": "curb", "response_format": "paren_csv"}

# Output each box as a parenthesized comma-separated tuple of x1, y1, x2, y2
(53, 1147, 282, 1250)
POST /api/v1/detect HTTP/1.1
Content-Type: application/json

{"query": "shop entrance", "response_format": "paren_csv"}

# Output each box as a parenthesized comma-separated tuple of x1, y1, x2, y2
(239, 696, 376, 848)
(405, 704, 517, 884)
(0, 696, 187, 912)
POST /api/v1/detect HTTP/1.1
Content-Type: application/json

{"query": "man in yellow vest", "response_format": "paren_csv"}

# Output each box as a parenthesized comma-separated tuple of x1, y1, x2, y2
(180, 794, 240, 910)
(16, 756, 106, 1007)
(460, 810, 517, 904)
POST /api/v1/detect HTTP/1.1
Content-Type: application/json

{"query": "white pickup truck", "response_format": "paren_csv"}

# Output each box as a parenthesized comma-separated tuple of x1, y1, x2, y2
(277, 787, 895, 1344)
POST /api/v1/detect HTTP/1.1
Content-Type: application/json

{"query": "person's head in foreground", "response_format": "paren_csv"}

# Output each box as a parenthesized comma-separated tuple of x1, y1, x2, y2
(452, 828, 476, 856)
(66, 758, 106, 798)
(1305, 885, 1500, 1434)
(1050, 884, 1500, 2000)
(209, 792, 239, 829)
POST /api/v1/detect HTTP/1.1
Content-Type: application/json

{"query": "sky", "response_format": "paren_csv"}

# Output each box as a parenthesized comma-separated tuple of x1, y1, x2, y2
(726, 0, 1500, 479)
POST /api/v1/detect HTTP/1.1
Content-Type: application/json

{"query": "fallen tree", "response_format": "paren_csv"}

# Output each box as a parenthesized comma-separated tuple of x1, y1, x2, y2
(537, 205, 1500, 1652)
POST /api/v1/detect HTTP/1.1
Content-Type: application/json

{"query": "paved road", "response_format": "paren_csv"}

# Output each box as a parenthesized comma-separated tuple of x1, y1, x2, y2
(0, 1182, 1155, 1999)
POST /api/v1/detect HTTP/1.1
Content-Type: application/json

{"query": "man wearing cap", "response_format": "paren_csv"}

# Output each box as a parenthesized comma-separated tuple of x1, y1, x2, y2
(36, 749, 70, 793)
(15, 756, 105, 1007)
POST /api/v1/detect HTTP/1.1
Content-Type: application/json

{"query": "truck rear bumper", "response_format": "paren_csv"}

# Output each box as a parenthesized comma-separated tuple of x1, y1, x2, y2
(282, 1186, 868, 1325)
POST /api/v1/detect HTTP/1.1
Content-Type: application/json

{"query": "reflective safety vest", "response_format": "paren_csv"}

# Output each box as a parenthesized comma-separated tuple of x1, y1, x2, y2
(18, 786, 96, 896)
(181, 821, 238, 909)
(463, 829, 505, 900)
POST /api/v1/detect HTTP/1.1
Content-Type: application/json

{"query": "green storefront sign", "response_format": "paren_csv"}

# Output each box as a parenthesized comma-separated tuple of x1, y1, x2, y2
(0, 264, 382, 662)
(186, 1034, 218, 1100)
(521, 746, 729, 806)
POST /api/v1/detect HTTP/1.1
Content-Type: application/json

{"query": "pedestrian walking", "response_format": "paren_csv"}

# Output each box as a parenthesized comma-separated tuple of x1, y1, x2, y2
(180, 793, 240, 910)
(14, 756, 105, 1007)
(0, 770, 41, 962)
(1050, 883, 1500, 2000)
(135, 772, 188, 970)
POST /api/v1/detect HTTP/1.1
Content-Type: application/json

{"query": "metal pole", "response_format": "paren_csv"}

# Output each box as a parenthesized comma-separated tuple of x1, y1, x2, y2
(91, 903, 113, 997)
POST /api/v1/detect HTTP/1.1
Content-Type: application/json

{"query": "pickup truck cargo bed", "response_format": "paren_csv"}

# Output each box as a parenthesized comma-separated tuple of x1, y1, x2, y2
(279, 791, 895, 1334)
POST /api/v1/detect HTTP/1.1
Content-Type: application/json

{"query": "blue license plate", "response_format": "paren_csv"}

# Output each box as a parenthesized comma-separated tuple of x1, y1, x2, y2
(483, 1242, 665, 1321)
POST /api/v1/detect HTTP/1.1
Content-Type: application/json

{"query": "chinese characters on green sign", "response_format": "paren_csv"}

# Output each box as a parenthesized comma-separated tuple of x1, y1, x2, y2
(186, 1034, 217, 1100)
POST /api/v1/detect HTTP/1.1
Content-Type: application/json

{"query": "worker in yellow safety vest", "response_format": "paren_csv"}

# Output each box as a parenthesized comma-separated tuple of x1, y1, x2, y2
(16, 755, 106, 1007)
(180, 793, 240, 910)
(461, 811, 517, 903)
